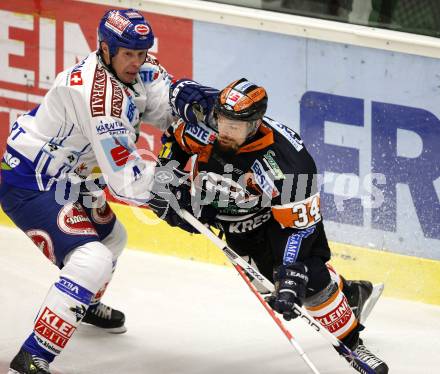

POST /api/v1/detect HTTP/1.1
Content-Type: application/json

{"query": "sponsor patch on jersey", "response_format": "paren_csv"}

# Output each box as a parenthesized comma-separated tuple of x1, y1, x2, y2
(25, 229, 56, 264)
(90, 66, 107, 117)
(95, 120, 126, 136)
(251, 159, 279, 198)
(228, 212, 271, 233)
(186, 122, 217, 145)
(139, 67, 160, 83)
(263, 150, 285, 180)
(283, 227, 315, 265)
(35, 307, 76, 350)
(57, 202, 98, 236)
(55, 277, 93, 305)
(135, 23, 150, 36)
(110, 77, 123, 118)
(105, 11, 130, 36)
(266, 118, 304, 152)
(100, 137, 136, 171)
(90, 203, 115, 225)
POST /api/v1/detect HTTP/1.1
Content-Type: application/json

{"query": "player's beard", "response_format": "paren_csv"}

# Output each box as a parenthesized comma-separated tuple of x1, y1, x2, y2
(214, 137, 240, 157)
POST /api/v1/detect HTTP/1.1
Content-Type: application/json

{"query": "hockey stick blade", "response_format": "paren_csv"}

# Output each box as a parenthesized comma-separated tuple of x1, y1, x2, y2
(360, 283, 384, 325)
(179, 210, 381, 374)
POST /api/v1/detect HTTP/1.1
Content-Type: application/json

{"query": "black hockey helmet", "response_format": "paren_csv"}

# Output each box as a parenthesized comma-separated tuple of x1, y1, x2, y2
(214, 78, 268, 122)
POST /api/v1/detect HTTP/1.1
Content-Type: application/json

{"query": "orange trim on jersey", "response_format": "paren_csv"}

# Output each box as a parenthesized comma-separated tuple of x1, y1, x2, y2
(183, 138, 213, 163)
(174, 123, 190, 154)
(236, 125, 274, 154)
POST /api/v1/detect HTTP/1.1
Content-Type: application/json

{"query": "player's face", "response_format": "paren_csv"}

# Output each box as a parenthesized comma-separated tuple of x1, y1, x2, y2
(216, 114, 250, 153)
(111, 47, 148, 83)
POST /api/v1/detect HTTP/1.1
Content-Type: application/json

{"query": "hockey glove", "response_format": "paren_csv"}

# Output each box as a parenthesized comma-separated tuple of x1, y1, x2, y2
(169, 79, 219, 125)
(269, 263, 309, 321)
(148, 161, 198, 234)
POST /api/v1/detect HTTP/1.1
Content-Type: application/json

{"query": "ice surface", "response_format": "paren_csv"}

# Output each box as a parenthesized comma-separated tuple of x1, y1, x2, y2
(0, 226, 439, 373)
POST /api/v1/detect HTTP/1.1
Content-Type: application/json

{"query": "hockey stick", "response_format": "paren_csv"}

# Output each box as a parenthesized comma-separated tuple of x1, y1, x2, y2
(233, 261, 321, 374)
(180, 210, 377, 374)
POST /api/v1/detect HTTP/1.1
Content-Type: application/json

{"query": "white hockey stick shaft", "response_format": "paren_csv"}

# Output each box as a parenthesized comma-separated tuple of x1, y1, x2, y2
(234, 262, 320, 374)
(180, 210, 320, 373)
(180, 210, 377, 374)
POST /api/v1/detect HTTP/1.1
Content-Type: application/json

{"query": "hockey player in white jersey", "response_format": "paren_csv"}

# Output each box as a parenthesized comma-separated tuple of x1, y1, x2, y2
(0, 8, 193, 374)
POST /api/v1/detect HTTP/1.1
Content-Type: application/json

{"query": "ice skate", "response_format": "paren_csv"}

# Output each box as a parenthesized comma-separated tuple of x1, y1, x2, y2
(348, 339, 389, 374)
(8, 348, 50, 374)
(82, 302, 127, 334)
(344, 279, 384, 324)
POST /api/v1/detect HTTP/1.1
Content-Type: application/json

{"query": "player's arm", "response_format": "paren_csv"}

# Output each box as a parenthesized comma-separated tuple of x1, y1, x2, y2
(139, 55, 174, 131)
(169, 79, 219, 126)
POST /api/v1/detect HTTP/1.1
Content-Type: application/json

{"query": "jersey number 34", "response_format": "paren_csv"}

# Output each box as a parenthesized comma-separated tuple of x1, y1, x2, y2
(272, 193, 322, 229)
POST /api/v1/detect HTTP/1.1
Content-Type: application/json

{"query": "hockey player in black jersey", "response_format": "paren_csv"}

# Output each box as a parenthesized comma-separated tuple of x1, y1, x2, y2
(151, 78, 388, 374)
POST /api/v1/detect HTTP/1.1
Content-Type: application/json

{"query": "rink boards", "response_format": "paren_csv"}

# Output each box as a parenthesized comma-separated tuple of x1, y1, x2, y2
(0, 1, 439, 305)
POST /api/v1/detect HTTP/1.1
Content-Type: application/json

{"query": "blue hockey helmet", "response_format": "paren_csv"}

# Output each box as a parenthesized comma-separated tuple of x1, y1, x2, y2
(98, 9, 154, 56)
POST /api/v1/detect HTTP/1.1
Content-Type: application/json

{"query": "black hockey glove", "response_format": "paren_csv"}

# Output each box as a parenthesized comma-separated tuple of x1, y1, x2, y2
(148, 161, 199, 234)
(268, 263, 309, 321)
(169, 79, 219, 125)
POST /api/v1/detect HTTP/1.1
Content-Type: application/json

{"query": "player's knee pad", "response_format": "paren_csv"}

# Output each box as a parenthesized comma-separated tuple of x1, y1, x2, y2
(61, 241, 113, 294)
(304, 261, 357, 340)
(101, 219, 127, 261)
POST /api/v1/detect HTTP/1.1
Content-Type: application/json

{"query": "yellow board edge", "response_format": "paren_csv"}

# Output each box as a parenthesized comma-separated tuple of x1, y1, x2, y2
(1, 202, 439, 305)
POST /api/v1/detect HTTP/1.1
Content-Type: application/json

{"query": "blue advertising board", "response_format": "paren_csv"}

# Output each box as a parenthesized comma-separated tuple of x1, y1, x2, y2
(194, 21, 440, 260)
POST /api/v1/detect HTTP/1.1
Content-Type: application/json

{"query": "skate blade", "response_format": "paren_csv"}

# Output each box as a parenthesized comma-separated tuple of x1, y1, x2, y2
(81, 323, 127, 334)
(360, 283, 384, 324)
(103, 325, 127, 334)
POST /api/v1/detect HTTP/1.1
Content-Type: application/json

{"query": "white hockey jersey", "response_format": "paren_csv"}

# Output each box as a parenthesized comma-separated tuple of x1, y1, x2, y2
(1, 51, 173, 205)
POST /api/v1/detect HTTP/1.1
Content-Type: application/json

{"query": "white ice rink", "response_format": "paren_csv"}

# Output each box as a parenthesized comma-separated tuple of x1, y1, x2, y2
(1, 225, 439, 374)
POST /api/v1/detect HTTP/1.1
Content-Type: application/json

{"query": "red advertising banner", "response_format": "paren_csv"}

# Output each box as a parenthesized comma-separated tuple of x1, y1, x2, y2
(0, 0, 193, 157)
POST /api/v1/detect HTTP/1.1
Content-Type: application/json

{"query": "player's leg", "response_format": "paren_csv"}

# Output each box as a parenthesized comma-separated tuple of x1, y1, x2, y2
(1, 186, 114, 374)
(304, 258, 388, 374)
(267, 221, 388, 373)
(81, 202, 128, 332)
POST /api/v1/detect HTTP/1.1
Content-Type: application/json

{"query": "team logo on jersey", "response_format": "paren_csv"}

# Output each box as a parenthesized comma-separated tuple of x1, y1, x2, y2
(134, 24, 150, 36)
(105, 11, 130, 36)
(110, 77, 123, 118)
(90, 66, 107, 117)
(91, 203, 115, 225)
(35, 307, 76, 350)
(57, 202, 98, 236)
(25, 229, 56, 264)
